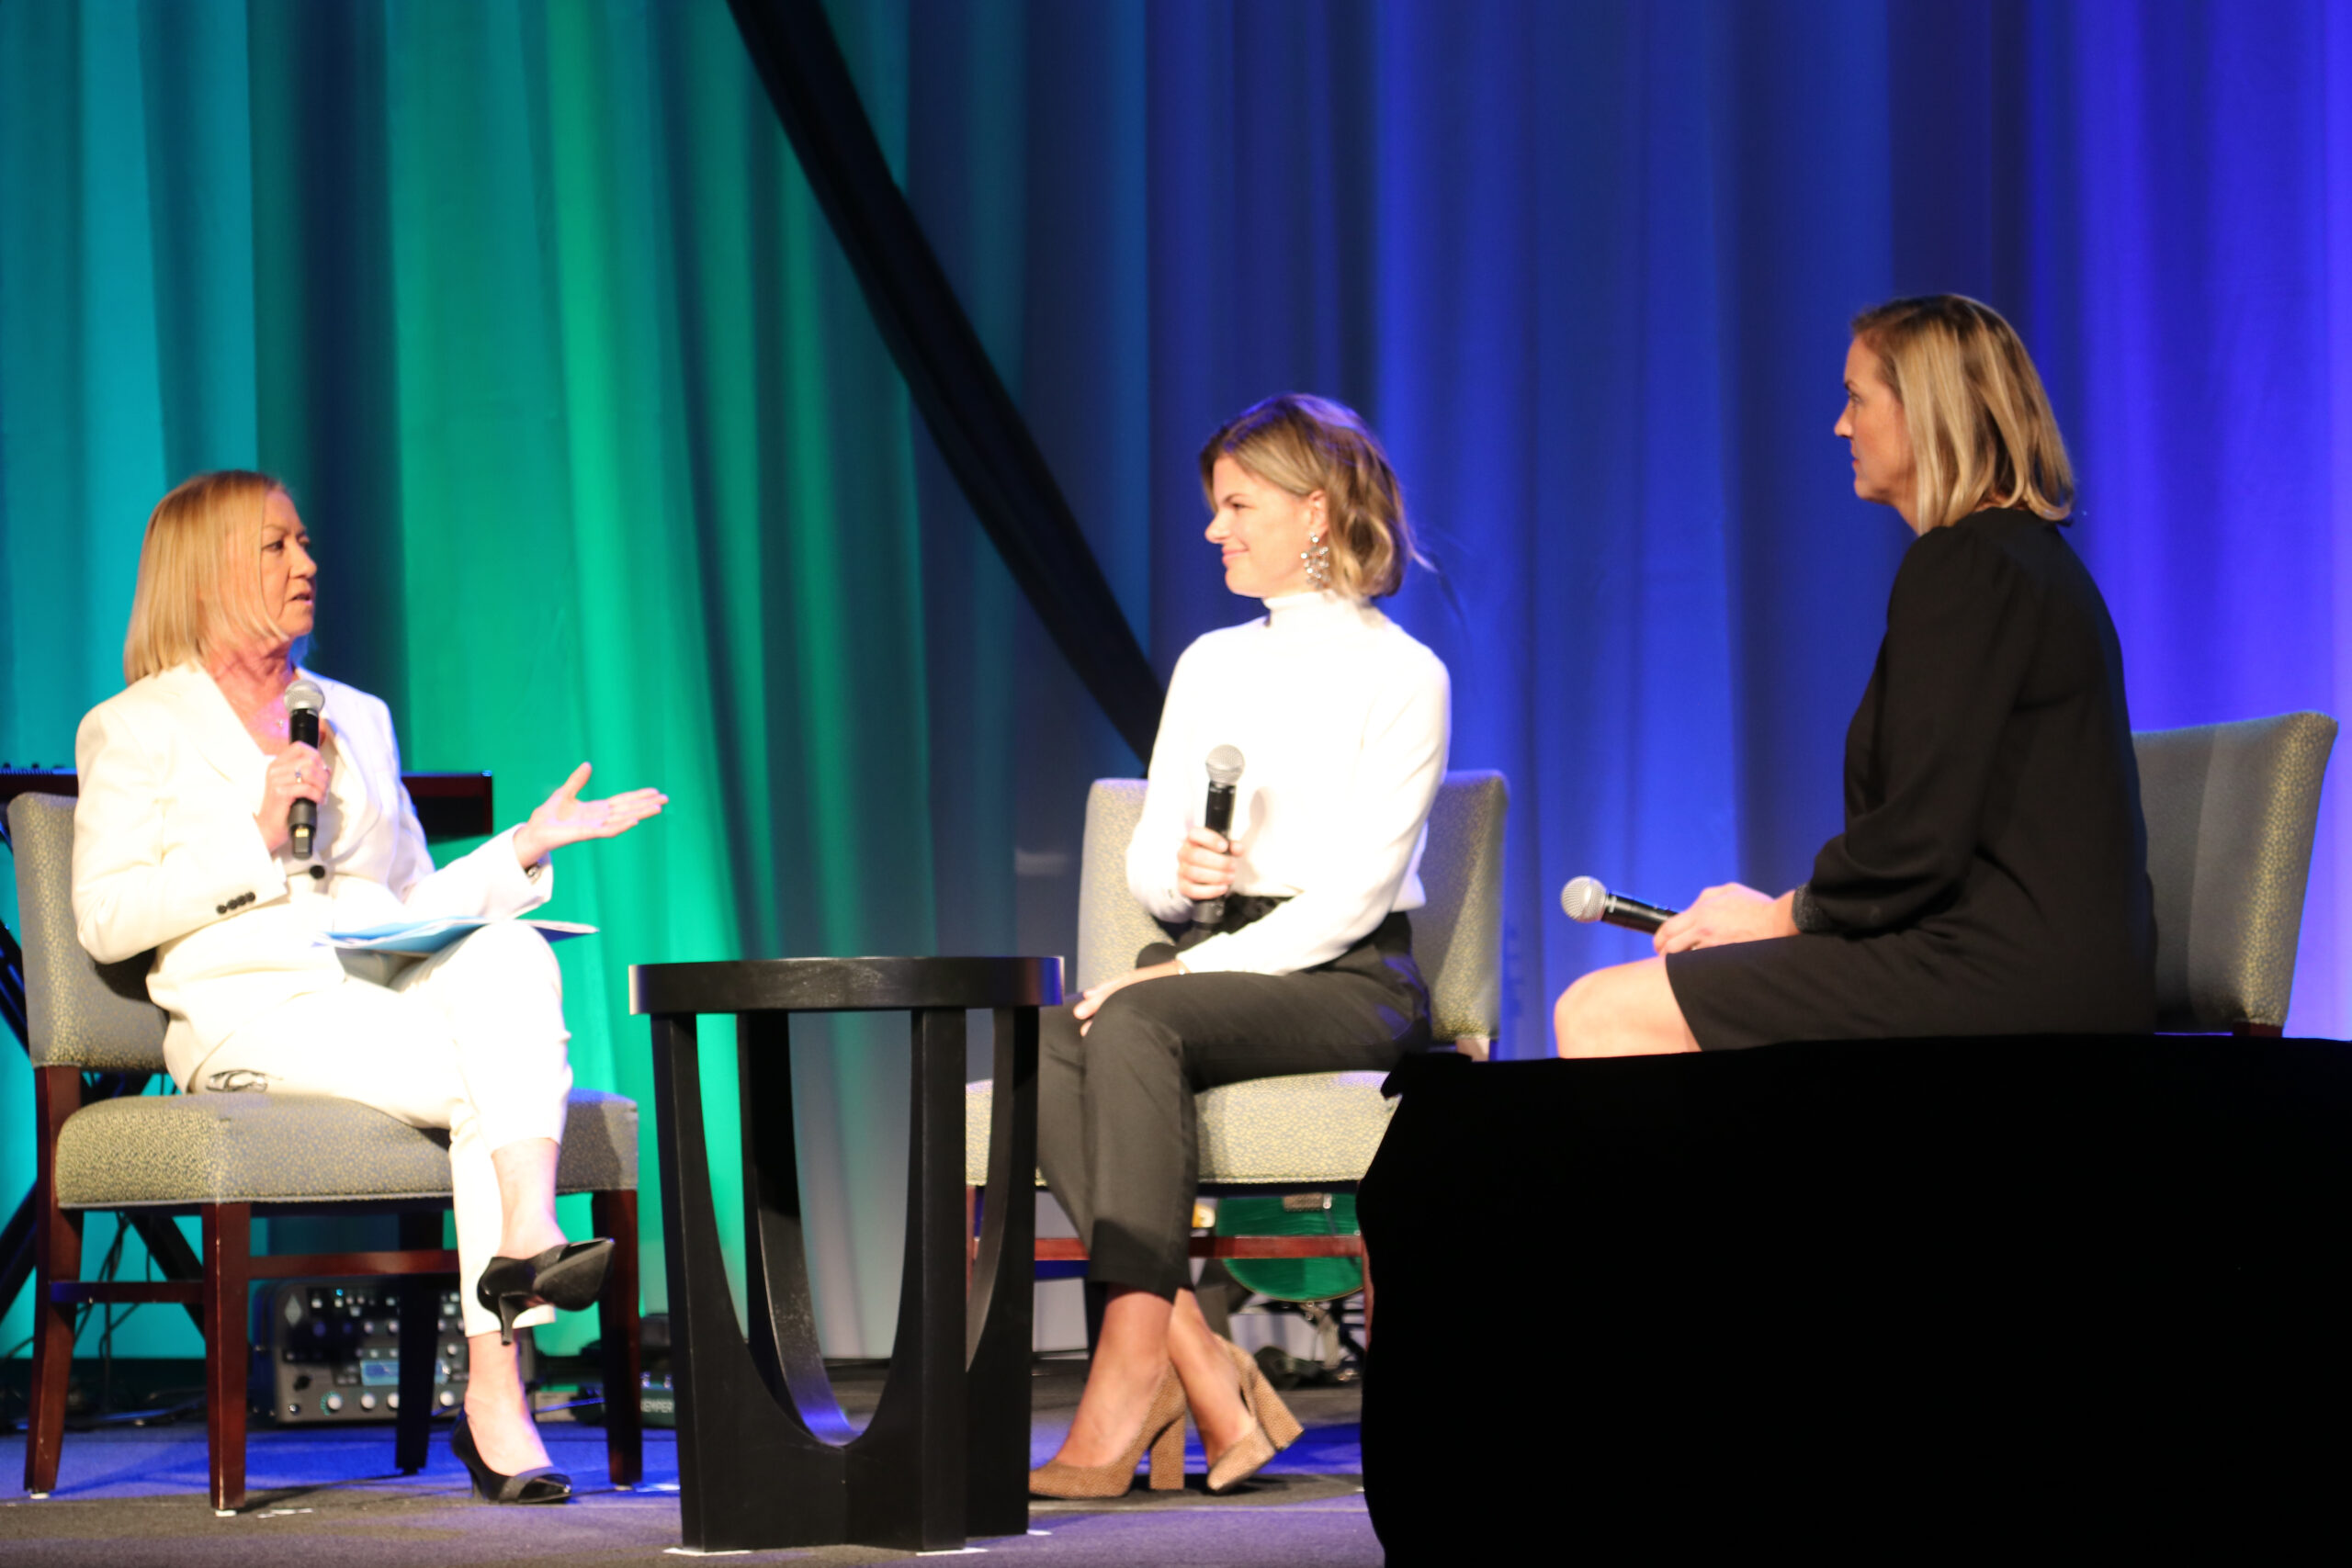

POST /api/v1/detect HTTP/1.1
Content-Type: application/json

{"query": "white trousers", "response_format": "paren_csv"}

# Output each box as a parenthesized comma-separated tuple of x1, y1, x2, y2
(191, 921, 574, 1339)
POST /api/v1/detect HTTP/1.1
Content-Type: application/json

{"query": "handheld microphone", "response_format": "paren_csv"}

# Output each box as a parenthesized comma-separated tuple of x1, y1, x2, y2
(286, 679, 324, 861)
(1560, 875, 1679, 935)
(1193, 745, 1246, 926)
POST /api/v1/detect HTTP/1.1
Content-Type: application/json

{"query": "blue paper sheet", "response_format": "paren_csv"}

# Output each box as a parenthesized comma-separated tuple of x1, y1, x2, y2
(325, 917, 598, 954)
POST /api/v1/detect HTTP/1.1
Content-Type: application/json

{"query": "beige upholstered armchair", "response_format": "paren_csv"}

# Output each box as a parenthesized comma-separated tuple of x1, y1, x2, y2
(6, 792, 644, 1512)
(965, 770, 1507, 1301)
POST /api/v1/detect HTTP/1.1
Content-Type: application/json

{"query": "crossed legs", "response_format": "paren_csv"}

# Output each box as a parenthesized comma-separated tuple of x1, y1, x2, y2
(1036, 953, 1425, 1476)
(1061, 1287, 1254, 1469)
(195, 924, 574, 1476)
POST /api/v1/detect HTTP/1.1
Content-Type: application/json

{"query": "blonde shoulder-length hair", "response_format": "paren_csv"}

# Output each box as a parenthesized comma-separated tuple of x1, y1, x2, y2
(1851, 295, 2075, 531)
(123, 469, 292, 684)
(1197, 393, 1426, 599)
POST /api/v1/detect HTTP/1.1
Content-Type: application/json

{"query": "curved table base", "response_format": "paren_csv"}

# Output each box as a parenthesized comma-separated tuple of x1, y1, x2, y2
(639, 956, 1052, 1554)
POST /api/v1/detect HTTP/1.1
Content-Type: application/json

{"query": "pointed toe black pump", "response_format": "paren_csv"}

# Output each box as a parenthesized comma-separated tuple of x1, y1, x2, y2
(475, 1237, 616, 1345)
(451, 1415, 572, 1505)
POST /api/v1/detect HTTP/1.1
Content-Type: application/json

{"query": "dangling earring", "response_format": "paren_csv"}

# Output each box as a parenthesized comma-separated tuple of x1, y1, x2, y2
(1302, 532, 1332, 591)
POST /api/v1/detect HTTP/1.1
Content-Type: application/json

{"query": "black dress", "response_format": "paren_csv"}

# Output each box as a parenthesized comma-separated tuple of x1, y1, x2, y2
(1668, 509, 2157, 1049)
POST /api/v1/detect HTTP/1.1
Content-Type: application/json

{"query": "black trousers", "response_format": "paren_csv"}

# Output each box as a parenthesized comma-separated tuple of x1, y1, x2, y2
(1036, 909, 1430, 1300)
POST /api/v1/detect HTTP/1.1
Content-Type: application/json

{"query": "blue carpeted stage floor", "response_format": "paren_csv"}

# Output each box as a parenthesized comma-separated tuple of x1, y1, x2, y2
(0, 1360, 1378, 1566)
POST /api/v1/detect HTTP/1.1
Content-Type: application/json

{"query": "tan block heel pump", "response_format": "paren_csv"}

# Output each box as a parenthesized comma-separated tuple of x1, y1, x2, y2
(1029, 1366, 1190, 1498)
(1206, 1337, 1303, 1494)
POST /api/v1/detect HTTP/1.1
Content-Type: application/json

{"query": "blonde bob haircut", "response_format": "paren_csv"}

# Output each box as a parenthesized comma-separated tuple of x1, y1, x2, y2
(123, 469, 293, 684)
(1198, 393, 1425, 599)
(1851, 295, 2075, 531)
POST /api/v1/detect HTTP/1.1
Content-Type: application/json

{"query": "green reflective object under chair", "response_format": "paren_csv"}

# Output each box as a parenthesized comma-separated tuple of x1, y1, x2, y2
(964, 770, 1507, 1312)
(1214, 1193, 1363, 1303)
(6, 791, 645, 1512)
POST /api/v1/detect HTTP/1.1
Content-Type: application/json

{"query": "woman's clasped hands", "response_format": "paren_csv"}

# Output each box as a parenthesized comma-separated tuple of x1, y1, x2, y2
(1650, 882, 1799, 954)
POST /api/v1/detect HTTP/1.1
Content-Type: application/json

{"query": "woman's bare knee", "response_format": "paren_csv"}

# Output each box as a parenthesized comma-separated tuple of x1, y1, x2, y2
(1555, 960, 1697, 1057)
(1555, 968, 1633, 1057)
(1554, 971, 1605, 1055)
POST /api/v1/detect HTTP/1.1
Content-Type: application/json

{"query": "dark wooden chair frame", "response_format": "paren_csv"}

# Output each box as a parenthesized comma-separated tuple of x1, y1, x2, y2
(964, 1185, 1373, 1328)
(25, 1072, 644, 1510)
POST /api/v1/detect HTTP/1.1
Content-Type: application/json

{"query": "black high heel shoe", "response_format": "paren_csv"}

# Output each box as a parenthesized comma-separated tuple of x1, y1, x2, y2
(475, 1237, 616, 1345)
(450, 1414, 571, 1505)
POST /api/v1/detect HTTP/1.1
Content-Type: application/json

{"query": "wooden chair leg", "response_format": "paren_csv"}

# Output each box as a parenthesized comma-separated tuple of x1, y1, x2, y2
(24, 1065, 83, 1497)
(203, 1202, 252, 1513)
(392, 1212, 443, 1473)
(591, 1189, 643, 1486)
(1360, 1247, 1374, 1350)
(22, 1214, 79, 1496)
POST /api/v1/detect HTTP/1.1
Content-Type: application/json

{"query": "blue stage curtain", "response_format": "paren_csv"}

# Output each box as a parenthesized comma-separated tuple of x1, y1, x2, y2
(884, 0, 2352, 1051)
(4, 0, 2348, 1359)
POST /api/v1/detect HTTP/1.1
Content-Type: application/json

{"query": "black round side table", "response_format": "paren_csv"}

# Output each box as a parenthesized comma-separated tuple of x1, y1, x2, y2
(629, 955, 1061, 1555)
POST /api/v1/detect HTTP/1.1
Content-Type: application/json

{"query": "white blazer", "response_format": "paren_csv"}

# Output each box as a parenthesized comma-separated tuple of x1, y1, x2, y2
(73, 665, 551, 1086)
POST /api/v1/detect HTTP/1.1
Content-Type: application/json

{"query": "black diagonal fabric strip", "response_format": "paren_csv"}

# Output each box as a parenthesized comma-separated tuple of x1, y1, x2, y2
(725, 0, 1165, 762)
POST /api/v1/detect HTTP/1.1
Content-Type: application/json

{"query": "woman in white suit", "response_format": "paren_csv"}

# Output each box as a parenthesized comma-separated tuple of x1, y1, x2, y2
(72, 470, 665, 1504)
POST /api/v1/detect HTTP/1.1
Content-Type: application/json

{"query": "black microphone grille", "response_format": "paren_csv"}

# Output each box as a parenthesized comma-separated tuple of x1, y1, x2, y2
(1204, 745, 1245, 786)
(285, 679, 325, 716)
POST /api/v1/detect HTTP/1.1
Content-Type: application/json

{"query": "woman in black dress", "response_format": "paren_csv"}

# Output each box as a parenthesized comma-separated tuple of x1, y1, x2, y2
(1555, 295, 2155, 1055)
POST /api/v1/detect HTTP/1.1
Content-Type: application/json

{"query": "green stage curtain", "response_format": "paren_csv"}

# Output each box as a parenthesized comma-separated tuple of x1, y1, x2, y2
(0, 0, 1125, 1360)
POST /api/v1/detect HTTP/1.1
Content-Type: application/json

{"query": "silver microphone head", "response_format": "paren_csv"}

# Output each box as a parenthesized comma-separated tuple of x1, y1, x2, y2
(1561, 875, 1608, 922)
(1204, 745, 1245, 787)
(285, 678, 325, 716)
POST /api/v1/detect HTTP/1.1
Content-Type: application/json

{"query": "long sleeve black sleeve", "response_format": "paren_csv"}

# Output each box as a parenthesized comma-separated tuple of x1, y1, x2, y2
(1797, 523, 2041, 935)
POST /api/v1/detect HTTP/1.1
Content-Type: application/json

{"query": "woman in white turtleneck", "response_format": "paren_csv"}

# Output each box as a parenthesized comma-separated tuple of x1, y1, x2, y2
(1030, 395, 1450, 1500)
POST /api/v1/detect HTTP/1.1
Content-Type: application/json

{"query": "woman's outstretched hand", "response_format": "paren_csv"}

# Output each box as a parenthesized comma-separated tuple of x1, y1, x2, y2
(512, 763, 669, 868)
(1652, 883, 1798, 954)
(1073, 960, 1187, 1036)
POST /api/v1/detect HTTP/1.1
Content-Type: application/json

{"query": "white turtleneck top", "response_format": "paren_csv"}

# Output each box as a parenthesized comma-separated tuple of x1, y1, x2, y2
(1127, 590, 1452, 976)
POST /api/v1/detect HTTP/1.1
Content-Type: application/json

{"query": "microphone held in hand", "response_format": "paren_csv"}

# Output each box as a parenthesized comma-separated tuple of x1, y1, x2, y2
(1560, 875, 1679, 935)
(286, 679, 324, 861)
(1193, 745, 1246, 926)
